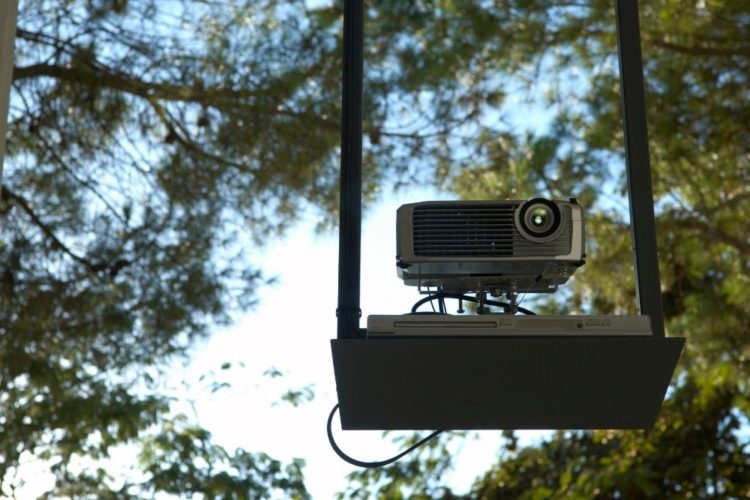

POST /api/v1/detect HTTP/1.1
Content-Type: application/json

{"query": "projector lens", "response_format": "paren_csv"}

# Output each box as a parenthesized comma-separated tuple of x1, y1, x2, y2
(529, 206, 552, 230)
(516, 198, 563, 242)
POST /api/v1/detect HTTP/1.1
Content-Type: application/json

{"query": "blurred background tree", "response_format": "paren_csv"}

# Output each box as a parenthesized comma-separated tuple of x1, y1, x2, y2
(0, 0, 541, 495)
(2, 0, 748, 496)
(0, 0, 348, 495)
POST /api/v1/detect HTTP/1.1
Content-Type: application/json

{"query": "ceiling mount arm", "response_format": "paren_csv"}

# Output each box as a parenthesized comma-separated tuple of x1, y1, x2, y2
(615, 0, 665, 338)
(336, 0, 365, 340)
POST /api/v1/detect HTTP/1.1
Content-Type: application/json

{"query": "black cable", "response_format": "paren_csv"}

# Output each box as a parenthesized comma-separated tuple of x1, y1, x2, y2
(411, 293, 536, 315)
(327, 404, 444, 468)
(481, 298, 511, 313)
(411, 293, 445, 313)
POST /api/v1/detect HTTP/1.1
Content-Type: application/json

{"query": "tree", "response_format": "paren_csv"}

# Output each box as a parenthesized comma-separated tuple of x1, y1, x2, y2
(470, 375, 750, 498)
(342, 0, 750, 497)
(3, 0, 748, 496)
(0, 0, 347, 495)
(1, 0, 534, 494)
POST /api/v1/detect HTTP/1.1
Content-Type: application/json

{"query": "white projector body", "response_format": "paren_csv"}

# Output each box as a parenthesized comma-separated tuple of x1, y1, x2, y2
(396, 199, 585, 294)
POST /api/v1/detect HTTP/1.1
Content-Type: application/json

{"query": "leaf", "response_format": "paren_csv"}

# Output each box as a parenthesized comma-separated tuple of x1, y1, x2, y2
(263, 366, 284, 378)
(275, 385, 315, 408)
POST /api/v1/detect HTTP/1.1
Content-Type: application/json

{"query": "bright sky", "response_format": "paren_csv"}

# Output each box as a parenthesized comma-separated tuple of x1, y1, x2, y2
(8, 187, 559, 499)
(173, 187, 550, 498)
(5, 3, 560, 492)
(147, 50, 565, 495)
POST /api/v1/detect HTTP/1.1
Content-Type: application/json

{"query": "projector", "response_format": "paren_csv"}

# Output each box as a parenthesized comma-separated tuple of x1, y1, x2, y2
(396, 198, 585, 294)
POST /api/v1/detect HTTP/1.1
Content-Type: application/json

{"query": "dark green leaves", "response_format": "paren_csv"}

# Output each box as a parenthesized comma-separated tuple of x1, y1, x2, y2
(4, 0, 749, 497)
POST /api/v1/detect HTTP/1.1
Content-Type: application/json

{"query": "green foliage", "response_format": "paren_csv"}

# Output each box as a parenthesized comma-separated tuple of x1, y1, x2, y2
(277, 384, 316, 407)
(2, 0, 338, 494)
(340, 432, 463, 500)
(45, 414, 309, 499)
(472, 376, 750, 499)
(3, 0, 543, 492)
(2, 0, 749, 496)
(135, 416, 309, 499)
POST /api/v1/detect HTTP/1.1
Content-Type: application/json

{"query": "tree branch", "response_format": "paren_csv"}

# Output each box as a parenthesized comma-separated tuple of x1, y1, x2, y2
(12, 62, 262, 105)
(651, 38, 750, 58)
(670, 216, 750, 258)
(3, 183, 133, 277)
(1, 186, 100, 272)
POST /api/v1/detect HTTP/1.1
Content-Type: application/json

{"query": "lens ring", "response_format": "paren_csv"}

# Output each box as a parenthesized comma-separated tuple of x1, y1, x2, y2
(515, 198, 563, 242)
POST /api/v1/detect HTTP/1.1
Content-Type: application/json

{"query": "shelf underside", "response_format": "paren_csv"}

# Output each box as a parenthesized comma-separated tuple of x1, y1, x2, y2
(331, 336, 684, 430)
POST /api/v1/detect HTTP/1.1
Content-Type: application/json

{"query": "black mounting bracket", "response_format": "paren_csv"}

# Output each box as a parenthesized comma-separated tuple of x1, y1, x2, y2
(332, 0, 684, 430)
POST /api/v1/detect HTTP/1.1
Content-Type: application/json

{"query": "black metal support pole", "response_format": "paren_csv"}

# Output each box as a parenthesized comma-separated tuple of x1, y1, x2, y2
(336, 0, 364, 339)
(615, 0, 665, 338)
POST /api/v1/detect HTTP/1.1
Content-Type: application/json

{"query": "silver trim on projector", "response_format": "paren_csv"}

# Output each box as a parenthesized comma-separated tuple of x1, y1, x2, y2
(367, 314, 651, 337)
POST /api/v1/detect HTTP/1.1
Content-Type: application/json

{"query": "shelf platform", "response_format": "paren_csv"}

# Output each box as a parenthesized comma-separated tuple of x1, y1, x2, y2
(331, 335, 684, 430)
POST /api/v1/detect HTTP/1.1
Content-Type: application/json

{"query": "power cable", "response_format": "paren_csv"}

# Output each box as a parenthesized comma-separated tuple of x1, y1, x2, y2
(327, 404, 444, 468)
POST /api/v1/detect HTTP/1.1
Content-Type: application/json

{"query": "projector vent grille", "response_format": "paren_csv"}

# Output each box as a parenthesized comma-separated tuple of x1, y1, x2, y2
(413, 204, 519, 256)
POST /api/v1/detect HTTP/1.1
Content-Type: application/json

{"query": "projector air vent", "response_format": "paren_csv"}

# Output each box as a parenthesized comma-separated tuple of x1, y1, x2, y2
(413, 204, 519, 257)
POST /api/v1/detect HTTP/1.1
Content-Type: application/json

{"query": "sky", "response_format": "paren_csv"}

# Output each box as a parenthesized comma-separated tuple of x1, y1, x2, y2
(171, 187, 550, 498)
(8, 188, 554, 499)
(3, 3, 563, 494)
(156, 42, 568, 496)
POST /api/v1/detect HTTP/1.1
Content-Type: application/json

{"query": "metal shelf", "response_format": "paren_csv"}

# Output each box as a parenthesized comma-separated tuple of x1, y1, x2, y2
(332, 336, 684, 430)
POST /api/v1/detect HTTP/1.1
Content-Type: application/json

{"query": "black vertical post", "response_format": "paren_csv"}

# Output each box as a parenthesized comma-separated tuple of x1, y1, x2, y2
(615, 0, 665, 338)
(336, 0, 364, 339)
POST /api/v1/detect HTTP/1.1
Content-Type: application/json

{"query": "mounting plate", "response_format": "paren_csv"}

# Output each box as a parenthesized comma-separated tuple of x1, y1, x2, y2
(331, 336, 684, 430)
